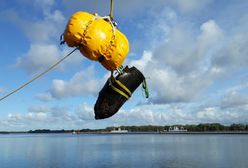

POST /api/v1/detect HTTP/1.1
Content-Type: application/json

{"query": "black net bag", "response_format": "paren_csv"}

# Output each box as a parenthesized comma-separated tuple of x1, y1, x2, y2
(94, 66, 145, 119)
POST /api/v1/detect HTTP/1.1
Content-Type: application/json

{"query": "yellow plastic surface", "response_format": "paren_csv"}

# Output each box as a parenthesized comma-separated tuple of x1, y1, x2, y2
(63, 11, 129, 71)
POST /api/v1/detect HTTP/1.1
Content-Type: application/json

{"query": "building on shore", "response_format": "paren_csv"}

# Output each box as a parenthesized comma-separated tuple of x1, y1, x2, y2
(110, 127, 128, 133)
(169, 126, 187, 132)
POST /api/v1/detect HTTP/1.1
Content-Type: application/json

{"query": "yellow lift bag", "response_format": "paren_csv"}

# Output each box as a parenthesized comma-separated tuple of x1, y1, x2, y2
(63, 11, 129, 71)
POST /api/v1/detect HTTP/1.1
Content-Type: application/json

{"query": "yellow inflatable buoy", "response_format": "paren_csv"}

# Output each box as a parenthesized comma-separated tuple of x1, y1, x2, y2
(63, 11, 129, 71)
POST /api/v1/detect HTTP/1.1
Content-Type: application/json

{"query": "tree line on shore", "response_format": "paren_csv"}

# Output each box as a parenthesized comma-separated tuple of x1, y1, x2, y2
(1, 123, 248, 134)
(28, 123, 248, 133)
(107, 123, 248, 132)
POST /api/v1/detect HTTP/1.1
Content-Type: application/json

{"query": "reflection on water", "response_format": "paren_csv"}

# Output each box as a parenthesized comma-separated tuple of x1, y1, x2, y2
(0, 134, 248, 168)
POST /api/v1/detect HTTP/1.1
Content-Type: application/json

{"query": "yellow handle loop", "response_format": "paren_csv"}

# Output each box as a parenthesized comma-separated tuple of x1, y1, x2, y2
(115, 79, 131, 97)
(110, 85, 129, 99)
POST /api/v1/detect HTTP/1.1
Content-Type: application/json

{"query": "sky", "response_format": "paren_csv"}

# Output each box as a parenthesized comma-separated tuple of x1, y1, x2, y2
(0, 0, 248, 131)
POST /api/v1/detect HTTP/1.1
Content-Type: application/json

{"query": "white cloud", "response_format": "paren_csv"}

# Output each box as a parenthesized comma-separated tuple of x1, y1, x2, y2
(130, 19, 224, 104)
(50, 66, 106, 99)
(0, 104, 78, 130)
(107, 103, 248, 126)
(1, 101, 248, 131)
(4, 1, 67, 73)
(151, 20, 223, 74)
(197, 20, 224, 59)
(23, 10, 65, 43)
(129, 51, 152, 72)
(195, 107, 243, 124)
(221, 93, 248, 109)
(76, 103, 95, 121)
(3, 3, 65, 44)
(220, 86, 248, 109)
(0, 103, 96, 130)
(213, 32, 248, 68)
(14, 44, 61, 73)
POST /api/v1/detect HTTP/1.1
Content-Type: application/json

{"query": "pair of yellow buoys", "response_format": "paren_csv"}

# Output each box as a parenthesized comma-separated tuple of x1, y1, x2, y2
(63, 11, 129, 71)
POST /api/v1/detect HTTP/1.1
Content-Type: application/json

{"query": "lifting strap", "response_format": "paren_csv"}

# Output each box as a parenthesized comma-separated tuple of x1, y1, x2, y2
(109, 72, 132, 99)
(111, 84, 130, 99)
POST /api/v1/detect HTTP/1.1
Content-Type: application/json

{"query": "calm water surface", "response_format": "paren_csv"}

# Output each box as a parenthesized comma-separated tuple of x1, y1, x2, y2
(0, 133, 247, 168)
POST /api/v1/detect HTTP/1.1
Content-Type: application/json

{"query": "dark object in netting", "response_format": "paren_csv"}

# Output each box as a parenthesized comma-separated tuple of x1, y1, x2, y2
(94, 66, 145, 119)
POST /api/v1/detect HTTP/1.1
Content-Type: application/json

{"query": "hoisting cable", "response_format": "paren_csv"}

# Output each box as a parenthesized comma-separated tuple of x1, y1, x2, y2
(109, 0, 114, 20)
(0, 47, 79, 102)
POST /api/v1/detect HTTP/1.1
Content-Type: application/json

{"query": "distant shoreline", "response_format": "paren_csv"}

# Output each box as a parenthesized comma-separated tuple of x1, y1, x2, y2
(1, 131, 248, 135)
(81, 131, 248, 134)
(1, 123, 248, 134)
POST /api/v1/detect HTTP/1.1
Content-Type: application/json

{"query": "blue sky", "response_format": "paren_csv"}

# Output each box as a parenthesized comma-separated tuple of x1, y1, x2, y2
(1, 0, 248, 131)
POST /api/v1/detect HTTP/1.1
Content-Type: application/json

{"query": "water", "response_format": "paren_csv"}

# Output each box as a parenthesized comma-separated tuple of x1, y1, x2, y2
(0, 133, 247, 168)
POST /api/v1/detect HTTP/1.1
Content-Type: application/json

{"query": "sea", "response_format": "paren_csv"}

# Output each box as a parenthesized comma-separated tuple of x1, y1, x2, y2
(0, 133, 247, 168)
